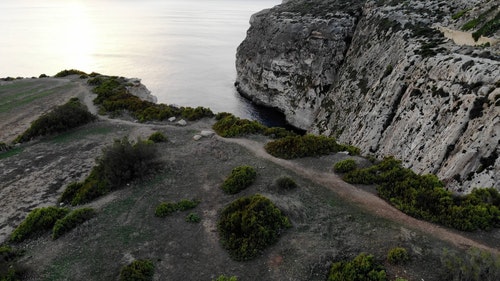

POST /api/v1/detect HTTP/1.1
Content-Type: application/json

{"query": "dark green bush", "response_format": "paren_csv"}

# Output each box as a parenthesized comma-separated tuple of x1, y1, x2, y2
(212, 113, 295, 139)
(213, 276, 238, 281)
(155, 199, 200, 218)
(15, 98, 96, 143)
(218, 194, 291, 261)
(52, 208, 96, 239)
(274, 176, 298, 190)
(147, 132, 168, 143)
(185, 213, 201, 223)
(387, 247, 409, 265)
(441, 248, 500, 281)
(54, 69, 87, 77)
(221, 166, 257, 194)
(10, 207, 69, 242)
(59, 138, 161, 205)
(343, 157, 500, 231)
(119, 259, 154, 281)
(334, 159, 358, 173)
(472, 12, 500, 41)
(265, 135, 359, 159)
(328, 253, 387, 281)
(89, 76, 212, 122)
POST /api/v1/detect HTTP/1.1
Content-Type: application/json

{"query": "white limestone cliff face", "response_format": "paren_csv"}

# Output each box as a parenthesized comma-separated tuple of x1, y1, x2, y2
(235, 0, 499, 192)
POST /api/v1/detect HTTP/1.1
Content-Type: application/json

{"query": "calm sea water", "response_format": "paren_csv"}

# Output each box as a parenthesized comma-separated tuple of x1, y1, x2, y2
(0, 0, 286, 124)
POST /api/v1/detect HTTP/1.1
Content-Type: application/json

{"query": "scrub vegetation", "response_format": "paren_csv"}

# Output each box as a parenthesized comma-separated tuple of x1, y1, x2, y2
(213, 112, 296, 138)
(10, 207, 69, 243)
(220, 165, 257, 194)
(265, 135, 360, 159)
(119, 259, 154, 281)
(343, 157, 500, 231)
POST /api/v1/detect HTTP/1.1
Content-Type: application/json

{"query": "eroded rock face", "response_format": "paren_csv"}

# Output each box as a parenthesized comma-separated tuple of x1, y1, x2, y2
(236, 0, 500, 192)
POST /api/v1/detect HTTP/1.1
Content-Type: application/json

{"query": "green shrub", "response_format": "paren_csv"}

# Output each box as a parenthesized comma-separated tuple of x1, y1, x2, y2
(10, 207, 69, 242)
(119, 259, 154, 281)
(180, 106, 214, 121)
(274, 176, 298, 190)
(59, 138, 161, 205)
(15, 98, 96, 143)
(221, 166, 257, 194)
(472, 12, 500, 41)
(441, 248, 500, 281)
(218, 194, 291, 261)
(343, 157, 500, 231)
(213, 275, 238, 281)
(334, 159, 358, 173)
(155, 199, 200, 218)
(52, 208, 96, 239)
(147, 132, 168, 143)
(328, 253, 387, 281)
(387, 247, 409, 265)
(185, 213, 201, 223)
(265, 135, 358, 159)
(213, 113, 295, 139)
(452, 9, 469, 20)
(54, 69, 87, 77)
(155, 202, 178, 217)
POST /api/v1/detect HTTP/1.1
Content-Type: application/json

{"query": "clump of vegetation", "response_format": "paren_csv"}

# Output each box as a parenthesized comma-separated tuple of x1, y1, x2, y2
(14, 98, 96, 143)
(387, 247, 410, 265)
(148, 131, 168, 143)
(441, 248, 500, 281)
(59, 138, 161, 205)
(217, 194, 291, 261)
(119, 259, 154, 281)
(10, 207, 69, 242)
(220, 166, 257, 194)
(54, 69, 87, 77)
(265, 135, 360, 159)
(0, 245, 24, 281)
(343, 157, 500, 231)
(452, 9, 469, 20)
(88, 75, 213, 122)
(52, 208, 96, 239)
(155, 199, 200, 218)
(328, 253, 387, 281)
(185, 213, 201, 223)
(0, 143, 11, 153)
(212, 113, 296, 138)
(472, 12, 500, 41)
(213, 275, 238, 281)
(274, 176, 298, 190)
(333, 159, 358, 173)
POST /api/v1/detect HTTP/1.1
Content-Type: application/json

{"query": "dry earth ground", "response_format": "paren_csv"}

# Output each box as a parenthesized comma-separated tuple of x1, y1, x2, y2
(0, 77, 499, 281)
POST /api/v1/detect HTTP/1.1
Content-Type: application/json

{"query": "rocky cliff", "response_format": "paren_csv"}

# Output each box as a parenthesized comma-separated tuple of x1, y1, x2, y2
(235, 0, 500, 192)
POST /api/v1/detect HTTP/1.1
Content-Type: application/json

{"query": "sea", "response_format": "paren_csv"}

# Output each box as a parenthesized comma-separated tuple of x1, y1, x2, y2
(0, 0, 287, 125)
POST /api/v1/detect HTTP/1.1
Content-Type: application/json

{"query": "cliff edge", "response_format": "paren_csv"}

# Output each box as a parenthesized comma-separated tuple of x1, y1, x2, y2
(235, 0, 500, 192)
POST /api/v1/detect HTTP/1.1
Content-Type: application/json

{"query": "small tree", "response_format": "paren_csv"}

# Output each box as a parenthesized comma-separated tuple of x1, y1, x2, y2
(221, 166, 257, 194)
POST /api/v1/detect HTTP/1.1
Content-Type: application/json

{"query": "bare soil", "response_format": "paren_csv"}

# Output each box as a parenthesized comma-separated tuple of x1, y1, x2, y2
(1, 77, 498, 281)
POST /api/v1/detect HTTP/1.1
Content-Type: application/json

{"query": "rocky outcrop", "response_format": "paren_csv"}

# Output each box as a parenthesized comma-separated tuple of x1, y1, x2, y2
(236, 0, 500, 192)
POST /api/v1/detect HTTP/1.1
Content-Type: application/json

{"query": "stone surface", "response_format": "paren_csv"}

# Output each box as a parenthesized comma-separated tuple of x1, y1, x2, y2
(177, 119, 187, 126)
(236, 0, 500, 192)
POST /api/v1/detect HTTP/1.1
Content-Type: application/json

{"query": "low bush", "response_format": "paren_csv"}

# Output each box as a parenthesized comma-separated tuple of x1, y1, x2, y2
(148, 132, 167, 143)
(119, 259, 154, 281)
(333, 159, 357, 173)
(387, 247, 409, 265)
(328, 253, 387, 281)
(52, 208, 96, 239)
(213, 113, 296, 138)
(265, 135, 359, 159)
(59, 138, 161, 205)
(218, 194, 291, 261)
(0, 245, 24, 281)
(185, 213, 201, 223)
(213, 276, 238, 281)
(54, 69, 87, 77)
(441, 248, 500, 281)
(10, 207, 69, 242)
(343, 157, 500, 231)
(274, 176, 298, 190)
(221, 166, 257, 194)
(89, 75, 212, 122)
(15, 98, 96, 143)
(155, 199, 200, 218)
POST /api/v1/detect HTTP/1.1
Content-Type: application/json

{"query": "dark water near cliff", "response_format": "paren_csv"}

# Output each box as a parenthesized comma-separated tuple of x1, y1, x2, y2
(0, 0, 287, 126)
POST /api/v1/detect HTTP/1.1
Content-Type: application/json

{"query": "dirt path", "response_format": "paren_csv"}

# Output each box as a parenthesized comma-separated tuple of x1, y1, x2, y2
(219, 137, 500, 255)
(438, 26, 498, 46)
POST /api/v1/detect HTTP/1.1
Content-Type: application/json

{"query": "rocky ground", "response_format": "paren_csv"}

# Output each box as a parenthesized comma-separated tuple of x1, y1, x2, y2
(0, 77, 499, 280)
